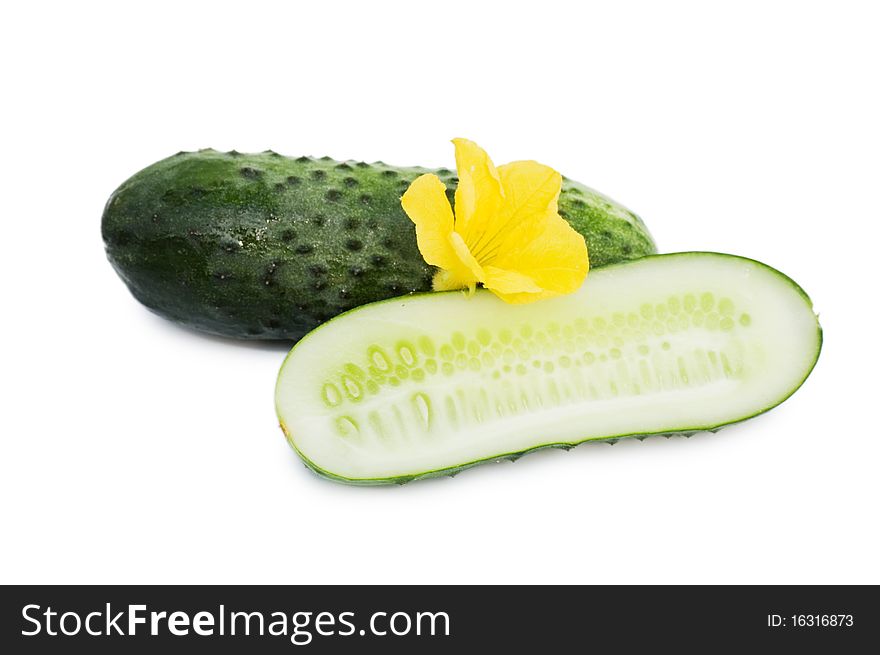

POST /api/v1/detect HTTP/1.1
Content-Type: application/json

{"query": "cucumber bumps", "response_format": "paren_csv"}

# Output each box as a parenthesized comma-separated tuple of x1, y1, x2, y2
(275, 253, 821, 484)
(102, 149, 656, 340)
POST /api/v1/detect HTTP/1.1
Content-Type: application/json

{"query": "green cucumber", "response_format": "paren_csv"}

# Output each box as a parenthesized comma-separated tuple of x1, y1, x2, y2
(275, 252, 821, 485)
(102, 149, 656, 340)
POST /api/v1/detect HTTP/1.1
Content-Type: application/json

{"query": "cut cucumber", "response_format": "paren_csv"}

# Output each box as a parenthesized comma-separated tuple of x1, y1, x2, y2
(275, 253, 821, 484)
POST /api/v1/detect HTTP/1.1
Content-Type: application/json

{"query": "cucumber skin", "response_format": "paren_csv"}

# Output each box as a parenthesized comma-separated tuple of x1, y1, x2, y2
(276, 253, 822, 486)
(102, 149, 656, 341)
(281, 420, 712, 486)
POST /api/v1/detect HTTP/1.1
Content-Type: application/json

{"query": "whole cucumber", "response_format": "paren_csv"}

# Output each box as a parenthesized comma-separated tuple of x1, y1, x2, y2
(102, 149, 656, 340)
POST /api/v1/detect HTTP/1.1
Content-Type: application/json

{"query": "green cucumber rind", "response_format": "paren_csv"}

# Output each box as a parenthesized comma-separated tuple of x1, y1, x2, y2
(276, 252, 822, 486)
(103, 149, 656, 341)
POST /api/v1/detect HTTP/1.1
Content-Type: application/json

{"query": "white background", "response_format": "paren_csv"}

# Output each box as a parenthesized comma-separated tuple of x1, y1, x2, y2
(2, 0, 878, 584)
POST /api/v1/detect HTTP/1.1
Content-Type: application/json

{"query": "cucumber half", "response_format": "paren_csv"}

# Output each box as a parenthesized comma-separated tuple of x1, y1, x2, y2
(275, 253, 821, 485)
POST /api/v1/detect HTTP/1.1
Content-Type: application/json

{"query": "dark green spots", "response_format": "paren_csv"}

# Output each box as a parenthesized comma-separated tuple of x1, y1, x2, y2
(228, 150, 242, 157)
(355, 161, 369, 168)
(344, 218, 360, 230)
(345, 239, 364, 252)
(295, 156, 310, 163)
(310, 170, 326, 181)
(325, 189, 343, 202)
(212, 271, 233, 282)
(371, 254, 387, 267)
(381, 237, 395, 249)
(335, 162, 353, 171)
(308, 264, 328, 277)
(319, 156, 332, 162)
(295, 243, 315, 255)
(359, 194, 372, 205)
(286, 176, 301, 186)
(239, 167, 262, 179)
(343, 177, 358, 188)
(349, 266, 365, 277)
(311, 214, 326, 227)
(381, 170, 398, 178)
(281, 229, 296, 242)
(312, 279, 328, 291)
(273, 182, 286, 192)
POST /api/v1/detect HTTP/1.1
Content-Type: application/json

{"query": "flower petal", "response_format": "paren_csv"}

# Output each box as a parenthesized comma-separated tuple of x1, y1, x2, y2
(497, 160, 561, 220)
(466, 159, 563, 265)
(400, 173, 459, 270)
(433, 268, 478, 293)
(486, 288, 559, 305)
(406, 139, 588, 305)
(482, 266, 543, 295)
(451, 138, 503, 244)
(486, 209, 589, 303)
(448, 231, 485, 282)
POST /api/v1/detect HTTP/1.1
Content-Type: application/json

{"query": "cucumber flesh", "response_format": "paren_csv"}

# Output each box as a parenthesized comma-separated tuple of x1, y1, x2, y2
(275, 253, 821, 484)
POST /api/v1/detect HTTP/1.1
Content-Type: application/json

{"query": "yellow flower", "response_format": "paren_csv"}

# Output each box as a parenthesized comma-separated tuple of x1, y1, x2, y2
(401, 138, 589, 304)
